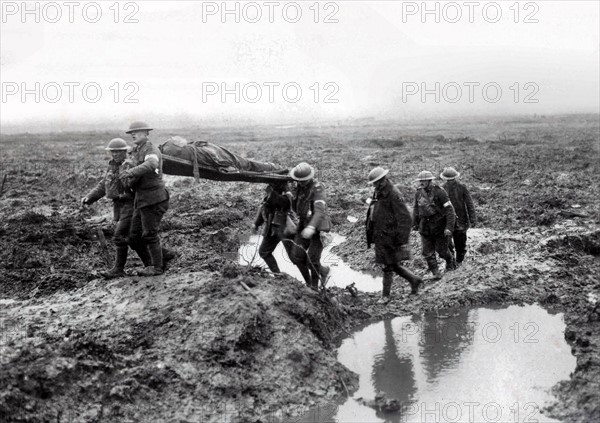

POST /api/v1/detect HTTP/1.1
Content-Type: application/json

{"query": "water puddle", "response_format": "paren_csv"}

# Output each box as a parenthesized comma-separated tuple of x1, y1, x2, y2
(335, 304, 576, 423)
(238, 233, 381, 292)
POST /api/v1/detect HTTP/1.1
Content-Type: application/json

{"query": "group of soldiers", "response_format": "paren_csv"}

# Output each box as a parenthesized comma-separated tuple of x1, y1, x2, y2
(253, 163, 476, 303)
(83, 122, 476, 304)
(366, 166, 476, 303)
(252, 162, 331, 292)
(81, 121, 172, 278)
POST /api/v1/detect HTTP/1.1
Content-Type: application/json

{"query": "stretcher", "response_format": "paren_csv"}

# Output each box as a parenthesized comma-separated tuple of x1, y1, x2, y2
(159, 137, 292, 183)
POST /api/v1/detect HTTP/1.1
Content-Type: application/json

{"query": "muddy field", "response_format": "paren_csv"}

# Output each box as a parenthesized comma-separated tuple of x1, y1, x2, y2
(0, 114, 599, 422)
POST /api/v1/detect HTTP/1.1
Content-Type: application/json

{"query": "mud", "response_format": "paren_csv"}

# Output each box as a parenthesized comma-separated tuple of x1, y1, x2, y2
(1, 116, 599, 422)
(0, 270, 358, 422)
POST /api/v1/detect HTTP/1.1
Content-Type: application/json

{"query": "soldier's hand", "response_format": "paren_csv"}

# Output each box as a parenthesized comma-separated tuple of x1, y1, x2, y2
(301, 226, 316, 239)
(80, 197, 89, 207)
(444, 229, 453, 237)
(119, 170, 133, 181)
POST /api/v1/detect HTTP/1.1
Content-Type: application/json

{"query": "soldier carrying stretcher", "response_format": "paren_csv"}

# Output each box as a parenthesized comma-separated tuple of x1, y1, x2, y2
(81, 137, 175, 278)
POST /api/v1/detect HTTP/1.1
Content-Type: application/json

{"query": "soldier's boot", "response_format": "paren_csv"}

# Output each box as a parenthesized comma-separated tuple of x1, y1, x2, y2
(296, 264, 312, 287)
(456, 252, 465, 266)
(395, 265, 423, 295)
(262, 255, 281, 273)
(138, 242, 164, 276)
(100, 246, 128, 279)
(378, 272, 394, 304)
(427, 259, 442, 280)
(132, 245, 152, 267)
(445, 256, 457, 272)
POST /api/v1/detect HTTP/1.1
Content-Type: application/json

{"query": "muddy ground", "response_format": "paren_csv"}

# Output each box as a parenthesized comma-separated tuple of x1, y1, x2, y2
(0, 115, 598, 422)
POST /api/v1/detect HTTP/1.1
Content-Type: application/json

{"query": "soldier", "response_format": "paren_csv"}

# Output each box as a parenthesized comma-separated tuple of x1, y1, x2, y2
(366, 167, 423, 304)
(288, 162, 331, 291)
(82, 138, 175, 278)
(119, 121, 170, 276)
(412, 170, 456, 280)
(81, 138, 138, 278)
(441, 167, 477, 265)
(253, 181, 294, 273)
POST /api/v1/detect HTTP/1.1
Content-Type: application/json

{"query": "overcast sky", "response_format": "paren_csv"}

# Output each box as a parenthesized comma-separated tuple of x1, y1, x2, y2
(1, 1, 599, 130)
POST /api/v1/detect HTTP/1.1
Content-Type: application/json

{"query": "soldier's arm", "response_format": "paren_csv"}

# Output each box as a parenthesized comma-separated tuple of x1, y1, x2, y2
(365, 205, 373, 248)
(254, 205, 265, 228)
(464, 186, 477, 224)
(437, 188, 456, 231)
(85, 175, 107, 204)
(391, 192, 412, 244)
(412, 194, 420, 229)
(307, 183, 328, 229)
(286, 186, 297, 210)
(117, 161, 135, 201)
(128, 148, 160, 178)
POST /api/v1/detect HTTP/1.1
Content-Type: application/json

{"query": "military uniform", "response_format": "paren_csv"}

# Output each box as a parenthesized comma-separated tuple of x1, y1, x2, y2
(124, 140, 169, 272)
(86, 160, 135, 248)
(443, 180, 476, 263)
(86, 158, 174, 271)
(366, 178, 422, 297)
(254, 184, 293, 273)
(289, 180, 331, 290)
(413, 184, 456, 275)
(367, 179, 412, 264)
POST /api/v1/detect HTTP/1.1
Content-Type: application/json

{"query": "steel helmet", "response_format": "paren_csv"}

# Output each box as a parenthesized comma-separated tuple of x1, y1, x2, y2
(368, 167, 389, 184)
(125, 121, 153, 134)
(440, 167, 460, 180)
(289, 162, 315, 181)
(105, 138, 129, 151)
(416, 170, 435, 181)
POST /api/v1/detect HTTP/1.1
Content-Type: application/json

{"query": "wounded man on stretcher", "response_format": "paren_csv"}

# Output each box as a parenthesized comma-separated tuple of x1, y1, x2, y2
(159, 136, 291, 183)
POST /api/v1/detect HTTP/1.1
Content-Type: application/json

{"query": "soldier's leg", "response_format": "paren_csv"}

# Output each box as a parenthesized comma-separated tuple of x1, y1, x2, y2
(307, 233, 324, 290)
(101, 215, 130, 279)
(290, 234, 312, 285)
(139, 200, 169, 276)
(128, 208, 151, 267)
(379, 266, 394, 303)
(421, 234, 441, 279)
(454, 230, 468, 263)
(258, 233, 281, 273)
(436, 235, 456, 271)
(448, 234, 456, 258)
(391, 262, 423, 294)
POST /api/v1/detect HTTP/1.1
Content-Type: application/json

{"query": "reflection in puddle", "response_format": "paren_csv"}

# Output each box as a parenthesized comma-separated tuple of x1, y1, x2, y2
(335, 304, 576, 423)
(238, 233, 381, 292)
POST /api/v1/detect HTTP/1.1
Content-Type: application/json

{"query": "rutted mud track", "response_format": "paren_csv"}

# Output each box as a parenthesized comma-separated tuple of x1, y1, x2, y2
(1, 116, 599, 422)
